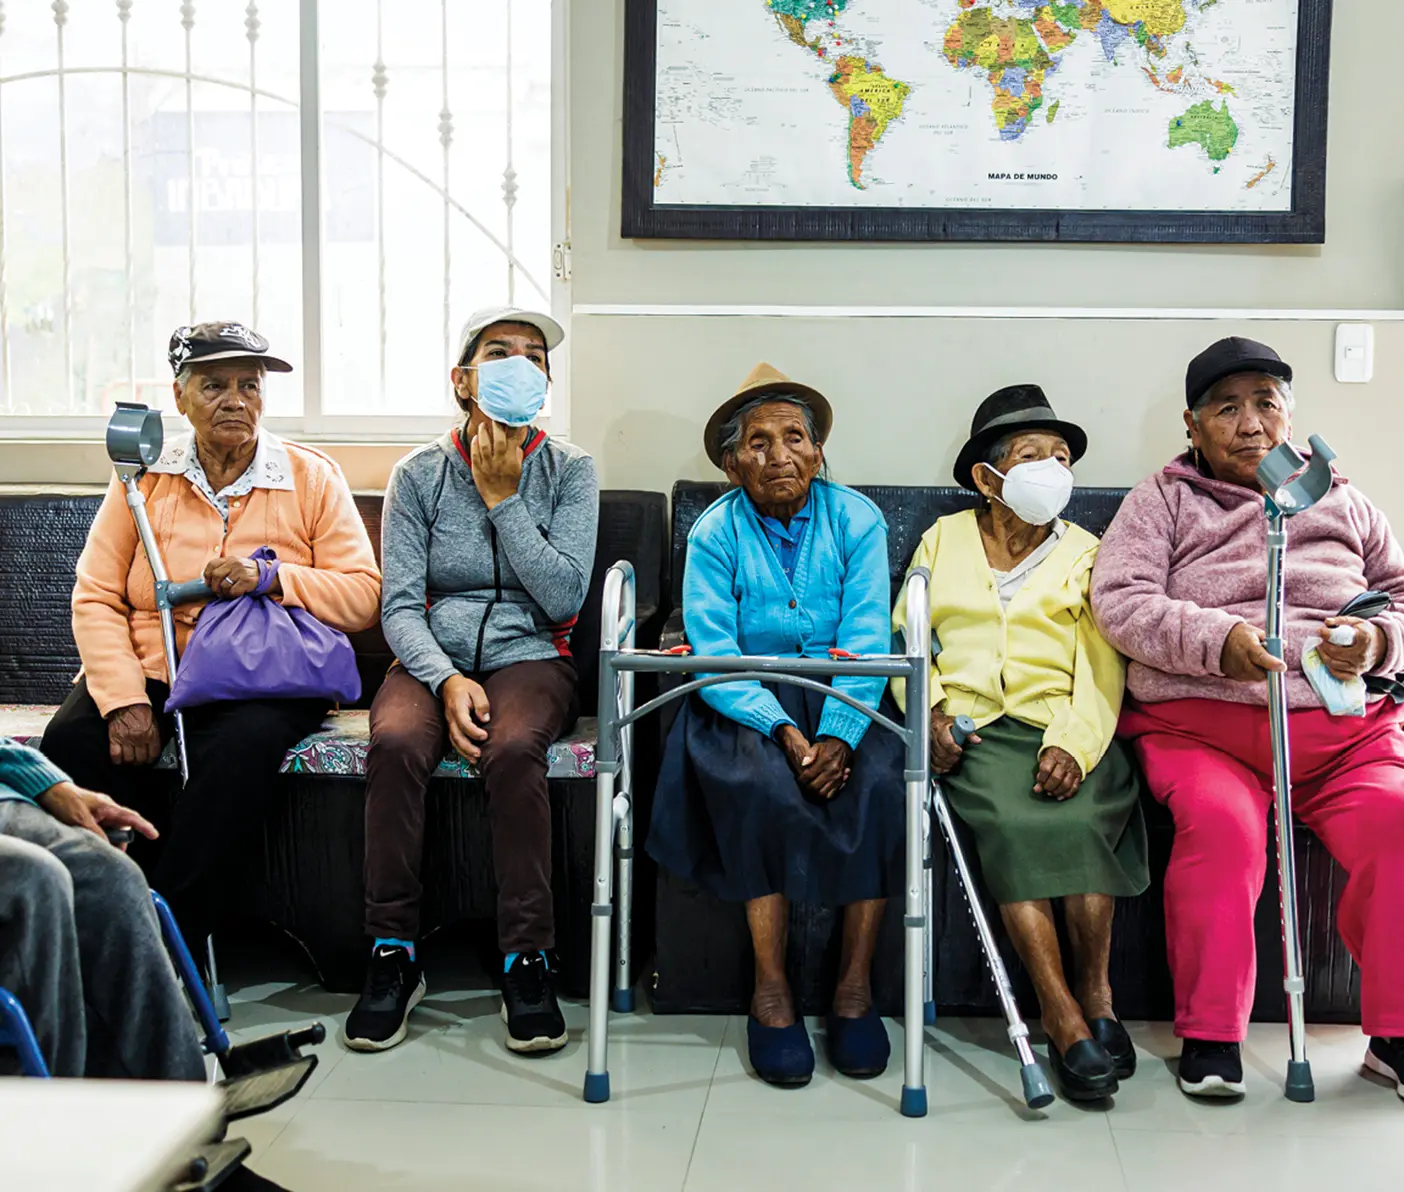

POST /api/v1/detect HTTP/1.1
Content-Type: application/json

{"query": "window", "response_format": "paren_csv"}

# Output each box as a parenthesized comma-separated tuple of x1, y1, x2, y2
(0, 0, 565, 436)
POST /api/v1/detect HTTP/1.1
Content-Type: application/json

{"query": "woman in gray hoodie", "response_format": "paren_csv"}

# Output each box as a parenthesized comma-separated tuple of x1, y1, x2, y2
(345, 306, 599, 1055)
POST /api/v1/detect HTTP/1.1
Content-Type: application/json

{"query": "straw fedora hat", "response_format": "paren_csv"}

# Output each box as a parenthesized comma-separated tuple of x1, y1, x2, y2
(703, 363, 834, 471)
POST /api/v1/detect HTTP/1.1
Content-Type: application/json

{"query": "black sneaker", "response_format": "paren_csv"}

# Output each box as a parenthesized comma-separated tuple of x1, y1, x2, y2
(501, 952, 568, 1055)
(1177, 1038, 1246, 1098)
(344, 945, 425, 1053)
(1364, 1037, 1404, 1098)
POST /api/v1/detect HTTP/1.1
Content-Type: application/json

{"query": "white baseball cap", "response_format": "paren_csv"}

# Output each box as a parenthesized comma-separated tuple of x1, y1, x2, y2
(455, 305, 564, 364)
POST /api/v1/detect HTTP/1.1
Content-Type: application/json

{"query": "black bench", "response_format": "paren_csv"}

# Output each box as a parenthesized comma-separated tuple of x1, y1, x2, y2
(648, 481, 1362, 1025)
(0, 487, 669, 996)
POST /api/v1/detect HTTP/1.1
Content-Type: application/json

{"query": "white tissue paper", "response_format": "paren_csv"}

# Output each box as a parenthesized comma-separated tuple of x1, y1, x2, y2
(1301, 626, 1367, 717)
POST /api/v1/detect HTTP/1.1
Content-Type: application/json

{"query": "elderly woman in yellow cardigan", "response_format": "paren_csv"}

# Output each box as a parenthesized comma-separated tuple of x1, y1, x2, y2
(893, 386, 1148, 1104)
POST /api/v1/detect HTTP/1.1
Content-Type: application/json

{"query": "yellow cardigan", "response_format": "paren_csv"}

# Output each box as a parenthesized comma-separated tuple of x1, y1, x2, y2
(890, 509, 1125, 778)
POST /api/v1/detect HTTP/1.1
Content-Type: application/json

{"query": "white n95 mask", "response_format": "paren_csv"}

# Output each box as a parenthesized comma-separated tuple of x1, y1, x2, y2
(983, 457, 1075, 526)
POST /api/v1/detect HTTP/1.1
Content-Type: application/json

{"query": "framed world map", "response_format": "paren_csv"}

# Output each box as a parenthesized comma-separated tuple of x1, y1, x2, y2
(621, 0, 1332, 243)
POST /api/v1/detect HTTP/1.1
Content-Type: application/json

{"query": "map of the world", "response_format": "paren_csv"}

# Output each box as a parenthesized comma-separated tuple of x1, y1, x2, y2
(651, 0, 1300, 212)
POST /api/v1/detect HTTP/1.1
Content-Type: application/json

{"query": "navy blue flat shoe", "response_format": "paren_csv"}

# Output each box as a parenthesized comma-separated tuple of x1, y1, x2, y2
(826, 1008, 891, 1079)
(746, 1016, 815, 1087)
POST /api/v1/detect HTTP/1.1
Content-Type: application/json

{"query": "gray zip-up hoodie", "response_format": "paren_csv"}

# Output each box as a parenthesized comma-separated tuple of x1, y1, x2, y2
(380, 428, 599, 693)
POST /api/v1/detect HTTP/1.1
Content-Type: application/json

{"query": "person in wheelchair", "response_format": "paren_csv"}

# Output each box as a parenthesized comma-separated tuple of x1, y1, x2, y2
(647, 363, 902, 1088)
(892, 385, 1148, 1103)
(0, 735, 202, 1080)
(1092, 337, 1404, 1101)
(39, 322, 381, 954)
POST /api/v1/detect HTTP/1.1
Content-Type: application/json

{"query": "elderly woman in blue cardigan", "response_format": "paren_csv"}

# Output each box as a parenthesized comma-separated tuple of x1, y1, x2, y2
(648, 363, 901, 1088)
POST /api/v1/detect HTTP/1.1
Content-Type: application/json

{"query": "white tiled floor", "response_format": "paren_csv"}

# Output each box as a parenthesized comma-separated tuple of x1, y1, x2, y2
(221, 964, 1404, 1192)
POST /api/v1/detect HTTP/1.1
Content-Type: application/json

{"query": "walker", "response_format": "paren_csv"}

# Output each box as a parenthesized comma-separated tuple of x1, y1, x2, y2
(581, 562, 1056, 1116)
(1256, 434, 1340, 1104)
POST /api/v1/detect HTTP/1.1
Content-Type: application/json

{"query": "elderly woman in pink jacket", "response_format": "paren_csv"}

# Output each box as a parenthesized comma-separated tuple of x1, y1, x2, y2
(1092, 337, 1404, 1103)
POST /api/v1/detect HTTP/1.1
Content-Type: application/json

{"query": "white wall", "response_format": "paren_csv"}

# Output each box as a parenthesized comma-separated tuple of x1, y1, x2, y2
(565, 0, 1404, 517)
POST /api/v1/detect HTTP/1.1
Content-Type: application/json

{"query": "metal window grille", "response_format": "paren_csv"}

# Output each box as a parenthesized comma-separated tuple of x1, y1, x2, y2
(0, 0, 567, 439)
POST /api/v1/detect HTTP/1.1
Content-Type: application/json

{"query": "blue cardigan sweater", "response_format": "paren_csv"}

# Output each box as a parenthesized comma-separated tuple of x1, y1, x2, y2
(682, 479, 891, 749)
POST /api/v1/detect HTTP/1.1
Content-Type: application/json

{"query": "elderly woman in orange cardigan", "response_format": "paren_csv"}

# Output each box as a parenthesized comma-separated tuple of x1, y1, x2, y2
(41, 322, 380, 951)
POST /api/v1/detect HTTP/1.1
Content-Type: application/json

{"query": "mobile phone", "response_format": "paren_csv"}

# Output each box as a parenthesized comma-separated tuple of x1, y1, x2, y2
(105, 827, 135, 846)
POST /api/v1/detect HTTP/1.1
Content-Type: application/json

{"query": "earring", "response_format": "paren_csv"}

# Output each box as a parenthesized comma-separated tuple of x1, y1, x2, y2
(1192, 446, 1202, 471)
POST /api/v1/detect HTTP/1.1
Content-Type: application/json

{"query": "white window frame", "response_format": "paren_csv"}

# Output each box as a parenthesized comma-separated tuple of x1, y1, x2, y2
(0, 0, 571, 445)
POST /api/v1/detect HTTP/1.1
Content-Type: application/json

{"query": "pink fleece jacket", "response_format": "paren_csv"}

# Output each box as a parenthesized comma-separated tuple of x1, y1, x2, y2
(1090, 453, 1404, 709)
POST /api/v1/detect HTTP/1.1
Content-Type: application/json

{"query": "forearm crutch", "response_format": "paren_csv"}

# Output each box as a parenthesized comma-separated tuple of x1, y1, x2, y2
(928, 716, 1054, 1111)
(105, 405, 227, 1018)
(1256, 435, 1338, 1104)
(584, 563, 937, 1115)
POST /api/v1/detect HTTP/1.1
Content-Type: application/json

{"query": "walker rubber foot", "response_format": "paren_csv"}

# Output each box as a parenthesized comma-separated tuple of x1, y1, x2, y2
(611, 989, 636, 1014)
(1021, 1062, 1055, 1110)
(583, 1072, 611, 1104)
(923, 1001, 937, 1027)
(900, 1085, 928, 1118)
(1285, 1060, 1315, 1103)
(211, 983, 231, 1024)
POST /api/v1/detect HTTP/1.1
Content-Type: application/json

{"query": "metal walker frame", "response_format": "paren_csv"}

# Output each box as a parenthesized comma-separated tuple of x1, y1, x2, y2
(581, 561, 1053, 1116)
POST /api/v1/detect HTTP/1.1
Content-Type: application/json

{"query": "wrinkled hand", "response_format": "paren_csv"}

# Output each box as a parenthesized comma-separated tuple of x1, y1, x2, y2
(930, 710, 981, 775)
(1318, 617, 1386, 681)
(1035, 746, 1082, 801)
(776, 726, 852, 800)
(38, 780, 158, 849)
(1220, 623, 1287, 683)
(470, 421, 525, 510)
(442, 674, 491, 762)
(203, 556, 266, 599)
(107, 704, 162, 766)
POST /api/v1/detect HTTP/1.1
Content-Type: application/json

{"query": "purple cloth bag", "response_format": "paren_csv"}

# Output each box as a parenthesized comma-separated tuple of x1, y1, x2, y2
(166, 546, 361, 712)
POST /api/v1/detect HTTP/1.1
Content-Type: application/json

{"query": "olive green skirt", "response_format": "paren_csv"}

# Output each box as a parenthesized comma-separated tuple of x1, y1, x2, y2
(939, 716, 1149, 905)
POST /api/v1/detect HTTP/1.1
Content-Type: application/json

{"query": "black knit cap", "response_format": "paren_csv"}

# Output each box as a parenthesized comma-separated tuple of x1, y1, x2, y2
(952, 384, 1087, 491)
(1185, 337, 1291, 410)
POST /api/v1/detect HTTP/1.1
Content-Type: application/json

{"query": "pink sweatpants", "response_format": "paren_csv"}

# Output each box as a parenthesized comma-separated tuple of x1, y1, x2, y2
(1121, 697, 1404, 1041)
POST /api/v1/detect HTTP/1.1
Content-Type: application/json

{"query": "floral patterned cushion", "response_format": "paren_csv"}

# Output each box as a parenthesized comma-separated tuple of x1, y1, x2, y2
(0, 705, 596, 780)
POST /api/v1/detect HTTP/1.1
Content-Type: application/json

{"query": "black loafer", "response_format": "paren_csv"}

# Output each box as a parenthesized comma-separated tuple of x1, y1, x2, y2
(1047, 1038, 1119, 1102)
(1088, 1017, 1136, 1080)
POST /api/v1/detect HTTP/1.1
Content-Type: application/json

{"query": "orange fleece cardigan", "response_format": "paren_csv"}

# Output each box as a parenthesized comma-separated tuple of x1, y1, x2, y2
(73, 440, 382, 717)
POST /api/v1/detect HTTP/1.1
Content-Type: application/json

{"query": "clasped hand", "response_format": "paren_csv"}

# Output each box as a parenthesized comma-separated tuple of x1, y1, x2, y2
(776, 725, 852, 801)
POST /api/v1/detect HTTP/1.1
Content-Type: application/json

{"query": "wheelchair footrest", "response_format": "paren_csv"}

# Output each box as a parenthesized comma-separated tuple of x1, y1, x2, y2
(171, 1138, 253, 1192)
(219, 1055, 319, 1121)
(219, 1023, 325, 1078)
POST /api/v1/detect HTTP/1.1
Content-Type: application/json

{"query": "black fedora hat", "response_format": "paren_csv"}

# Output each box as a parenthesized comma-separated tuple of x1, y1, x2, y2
(953, 384, 1087, 491)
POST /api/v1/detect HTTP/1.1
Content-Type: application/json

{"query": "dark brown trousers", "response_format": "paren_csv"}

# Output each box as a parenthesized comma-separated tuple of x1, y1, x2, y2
(362, 658, 578, 952)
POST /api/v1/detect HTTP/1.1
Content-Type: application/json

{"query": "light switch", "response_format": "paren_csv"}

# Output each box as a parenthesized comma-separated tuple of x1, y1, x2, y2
(1335, 323, 1374, 384)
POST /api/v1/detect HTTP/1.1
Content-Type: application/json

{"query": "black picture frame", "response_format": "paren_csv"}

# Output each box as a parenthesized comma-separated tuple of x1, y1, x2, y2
(621, 0, 1332, 244)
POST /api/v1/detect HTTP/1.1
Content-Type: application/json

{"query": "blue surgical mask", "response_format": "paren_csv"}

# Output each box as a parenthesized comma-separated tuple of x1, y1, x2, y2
(468, 355, 548, 426)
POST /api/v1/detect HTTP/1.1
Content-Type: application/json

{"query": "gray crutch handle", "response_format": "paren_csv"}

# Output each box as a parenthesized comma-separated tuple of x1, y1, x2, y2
(950, 715, 978, 748)
(1258, 435, 1336, 515)
(164, 579, 215, 606)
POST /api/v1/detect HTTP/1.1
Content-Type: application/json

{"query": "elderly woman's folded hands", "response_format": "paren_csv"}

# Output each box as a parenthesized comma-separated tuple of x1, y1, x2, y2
(775, 725, 851, 800)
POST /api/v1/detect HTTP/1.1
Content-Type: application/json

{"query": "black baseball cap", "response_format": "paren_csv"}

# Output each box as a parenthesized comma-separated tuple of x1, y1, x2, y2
(1185, 337, 1291, 410)
(167, 321, 293, 376)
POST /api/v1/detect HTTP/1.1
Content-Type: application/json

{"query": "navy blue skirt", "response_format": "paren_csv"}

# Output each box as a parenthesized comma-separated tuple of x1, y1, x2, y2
(646, 682, 906, 906)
